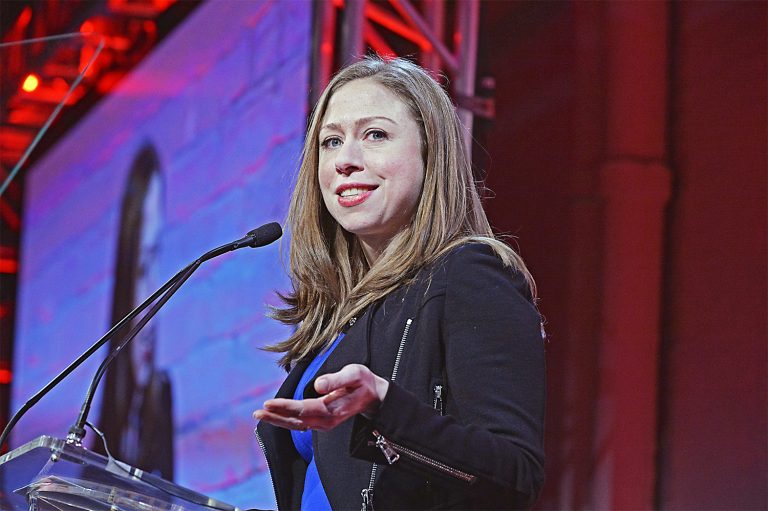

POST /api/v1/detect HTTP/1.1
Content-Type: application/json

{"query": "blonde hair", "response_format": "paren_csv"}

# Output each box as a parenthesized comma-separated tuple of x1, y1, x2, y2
(267, 56, 534, 368)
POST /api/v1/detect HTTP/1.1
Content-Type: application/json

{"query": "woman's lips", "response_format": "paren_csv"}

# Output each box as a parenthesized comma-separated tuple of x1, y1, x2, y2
(336, 185, 377, 207)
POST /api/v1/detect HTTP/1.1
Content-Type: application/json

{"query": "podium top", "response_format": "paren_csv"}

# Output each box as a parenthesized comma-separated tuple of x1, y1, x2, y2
(0, 435, 242, 511)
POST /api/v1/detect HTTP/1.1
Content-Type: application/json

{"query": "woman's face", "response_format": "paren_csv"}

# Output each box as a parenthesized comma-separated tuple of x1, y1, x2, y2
(318, 78, 425, 261)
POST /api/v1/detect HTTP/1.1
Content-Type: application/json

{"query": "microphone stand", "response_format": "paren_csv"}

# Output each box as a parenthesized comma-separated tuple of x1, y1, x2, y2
(0, 261, 193, 451)
(0, 223, 281, 451)
(66, 260, 198, 444)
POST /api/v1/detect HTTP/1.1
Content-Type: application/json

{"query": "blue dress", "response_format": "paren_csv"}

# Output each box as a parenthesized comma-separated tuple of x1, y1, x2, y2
(290, 333, 344, 511)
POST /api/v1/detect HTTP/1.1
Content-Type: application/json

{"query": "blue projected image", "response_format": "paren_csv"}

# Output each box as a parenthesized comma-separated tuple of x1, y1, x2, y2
(11, 1, 311, 508)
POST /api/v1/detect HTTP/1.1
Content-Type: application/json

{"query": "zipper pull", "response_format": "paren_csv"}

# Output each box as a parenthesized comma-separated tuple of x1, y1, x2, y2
(433, 384, 444, 415)
(361, 488, 374, 511)
(372, 430, 400, 464)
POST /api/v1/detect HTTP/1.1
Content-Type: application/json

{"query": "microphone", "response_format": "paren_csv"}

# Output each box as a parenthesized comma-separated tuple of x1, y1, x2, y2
(0, 222, 282, 450)
(201, 221, 283, 261)
(243, 222, 283, 248)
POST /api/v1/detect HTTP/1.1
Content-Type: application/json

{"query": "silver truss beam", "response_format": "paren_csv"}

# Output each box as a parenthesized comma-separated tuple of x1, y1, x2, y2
(310, 0, 483, 153)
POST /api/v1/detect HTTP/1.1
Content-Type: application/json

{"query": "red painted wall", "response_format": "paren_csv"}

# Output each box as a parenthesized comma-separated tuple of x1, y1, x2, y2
(476, 1, 766, 508)
(658, 2, 767, 508)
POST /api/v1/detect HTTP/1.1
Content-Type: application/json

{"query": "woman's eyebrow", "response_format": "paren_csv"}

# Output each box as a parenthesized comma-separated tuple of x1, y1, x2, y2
(320, 116, 397, 133)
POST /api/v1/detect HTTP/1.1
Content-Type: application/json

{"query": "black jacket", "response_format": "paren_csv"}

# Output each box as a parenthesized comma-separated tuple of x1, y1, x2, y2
(256, 243, 546, 510)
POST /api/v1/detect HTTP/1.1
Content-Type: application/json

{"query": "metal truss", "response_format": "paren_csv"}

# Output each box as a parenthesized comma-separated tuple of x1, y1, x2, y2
(310, 0, 488, 152)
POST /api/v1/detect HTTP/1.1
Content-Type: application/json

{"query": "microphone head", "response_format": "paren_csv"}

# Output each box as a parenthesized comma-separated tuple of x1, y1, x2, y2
(247, 222, 282, 248)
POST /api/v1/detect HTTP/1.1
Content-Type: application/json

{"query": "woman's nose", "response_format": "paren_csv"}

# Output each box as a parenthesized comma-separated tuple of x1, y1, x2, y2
(335, 140, 363, 175)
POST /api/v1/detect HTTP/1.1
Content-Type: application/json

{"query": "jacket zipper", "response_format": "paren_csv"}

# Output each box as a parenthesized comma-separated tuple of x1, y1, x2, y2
(368, 430, 477, 483)
(433, 384, 444, 415)
(361, 318, 412, 511)
(255, 429, 280, 511)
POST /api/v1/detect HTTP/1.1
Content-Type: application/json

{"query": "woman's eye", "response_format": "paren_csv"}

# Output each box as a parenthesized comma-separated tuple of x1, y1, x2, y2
(321, 137, 342, 149)
(367, 129, 387, 141)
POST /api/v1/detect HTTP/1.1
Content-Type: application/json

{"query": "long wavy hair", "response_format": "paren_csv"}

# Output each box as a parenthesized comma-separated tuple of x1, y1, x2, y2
(268, 56, 534, 368)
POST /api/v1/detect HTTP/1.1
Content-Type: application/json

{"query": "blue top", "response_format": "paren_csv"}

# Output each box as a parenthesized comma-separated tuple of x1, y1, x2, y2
(290, 333, 344, 511)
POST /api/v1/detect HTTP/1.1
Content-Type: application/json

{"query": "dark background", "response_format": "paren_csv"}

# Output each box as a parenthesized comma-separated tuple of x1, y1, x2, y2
(475, 1, 766, 508)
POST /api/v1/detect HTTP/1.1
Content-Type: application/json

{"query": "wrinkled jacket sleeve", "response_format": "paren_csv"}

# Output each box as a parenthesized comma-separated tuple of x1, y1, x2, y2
(349, 244, 546, 505)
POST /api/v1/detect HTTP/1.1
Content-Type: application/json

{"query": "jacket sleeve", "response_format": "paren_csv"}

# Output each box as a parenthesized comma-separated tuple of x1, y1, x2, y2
(349, 243, 546, 503)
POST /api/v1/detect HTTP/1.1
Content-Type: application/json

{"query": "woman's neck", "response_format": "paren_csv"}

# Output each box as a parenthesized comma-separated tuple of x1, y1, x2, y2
(358, 236, 384, 266)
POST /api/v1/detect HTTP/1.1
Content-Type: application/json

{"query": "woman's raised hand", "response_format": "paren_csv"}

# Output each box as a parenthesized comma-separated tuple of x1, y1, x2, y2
(253, 364, 389, 432)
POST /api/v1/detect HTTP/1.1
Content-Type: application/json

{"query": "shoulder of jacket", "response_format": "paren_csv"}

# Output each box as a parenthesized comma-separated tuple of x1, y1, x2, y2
(392, 242, 508, 304)
(443, 241, 536, 304)
(412, 242, 502, 289)
(439, 240, 502, 268)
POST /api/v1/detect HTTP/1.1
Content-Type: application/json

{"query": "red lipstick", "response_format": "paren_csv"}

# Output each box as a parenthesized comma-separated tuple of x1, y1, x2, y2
(335, 183, 377, 207)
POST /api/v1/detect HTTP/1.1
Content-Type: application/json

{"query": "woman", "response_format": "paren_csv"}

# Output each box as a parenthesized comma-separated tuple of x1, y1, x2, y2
(253, 56, 545, 510)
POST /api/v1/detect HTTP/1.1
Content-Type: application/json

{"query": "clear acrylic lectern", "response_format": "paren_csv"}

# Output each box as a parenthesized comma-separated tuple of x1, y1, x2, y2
(0, 435, 242, 511)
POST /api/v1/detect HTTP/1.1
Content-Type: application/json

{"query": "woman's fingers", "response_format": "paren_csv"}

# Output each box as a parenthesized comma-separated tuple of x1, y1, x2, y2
(254, 402, 339, 432)
(254, 364, 389, 432)
(263, 397, 304, 417)
(316, 364, 390, 415)
(315, 364, 370, 394)
(254, 391, 362, 431)
(319, 387, 352, 406)
(253, 408, 307, 431)
(256, 396, 344, 421)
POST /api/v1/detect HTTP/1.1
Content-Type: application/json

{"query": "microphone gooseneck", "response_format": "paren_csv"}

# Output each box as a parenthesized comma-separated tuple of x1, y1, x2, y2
(0, 223, 281, 451)
(0, 261, 193, 452)
(66, 222, 282, 445)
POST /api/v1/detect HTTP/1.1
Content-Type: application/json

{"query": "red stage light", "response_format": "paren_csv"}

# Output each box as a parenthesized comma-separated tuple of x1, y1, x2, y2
(80, 19, 95, 34)
(0, 258, 18, 274)
(0, 360, 12, 385)
(21, 74, 39, 93)
(16, 7, 32, 31)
